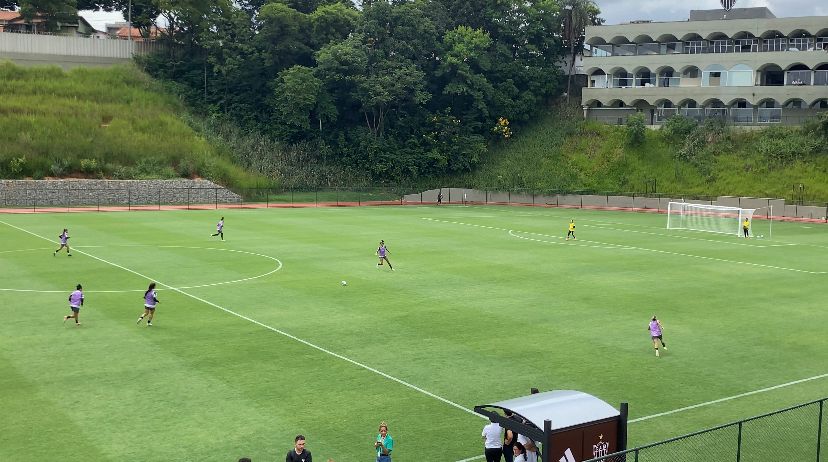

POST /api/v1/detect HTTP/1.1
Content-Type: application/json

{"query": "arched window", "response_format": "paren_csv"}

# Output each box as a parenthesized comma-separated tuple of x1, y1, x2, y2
(727, 64, 754, 86)
(702, 64, 727, 87)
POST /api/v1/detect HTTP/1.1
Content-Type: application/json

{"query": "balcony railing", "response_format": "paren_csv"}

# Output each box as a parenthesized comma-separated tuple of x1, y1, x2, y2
(585, 35, 828, 57)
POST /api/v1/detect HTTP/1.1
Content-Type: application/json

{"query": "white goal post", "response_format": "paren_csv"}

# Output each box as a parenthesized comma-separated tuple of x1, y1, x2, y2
(667, 202, 756, 236)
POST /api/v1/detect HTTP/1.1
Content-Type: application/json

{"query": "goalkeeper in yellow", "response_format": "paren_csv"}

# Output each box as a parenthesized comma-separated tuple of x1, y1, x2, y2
(566, 219, 576, 240)
(742, 218, 750, 238)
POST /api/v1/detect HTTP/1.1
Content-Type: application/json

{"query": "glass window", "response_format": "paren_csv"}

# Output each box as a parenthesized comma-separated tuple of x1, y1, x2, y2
(661, 42, 683, 54)
(728, 70, 754, 86)
(735, 39, 758, 52)
(814, 70, 828, 86)
(685, 40, 708, 54)
(762, 38, 787, 52)
(788, 37, 813, 51)
(616, 44, 636, 56)
(786, 70, 812, 86)
(592, 44, 613, 57)
(636, 43, 659, 55)
(711, 40, 733, 53)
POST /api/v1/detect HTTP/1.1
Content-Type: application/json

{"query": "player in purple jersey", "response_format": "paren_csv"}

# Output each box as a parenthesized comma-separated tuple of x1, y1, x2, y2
(53, 228, 72, 256)
(63, 284, 84, 325)
(137, 282, 159, 326)
(211, 217, 224, 240)
(376, 240, 393, 270)
(648, 315, 667, 357)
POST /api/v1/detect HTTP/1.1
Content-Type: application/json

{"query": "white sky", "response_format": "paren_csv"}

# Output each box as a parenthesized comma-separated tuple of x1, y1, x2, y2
(80, 1, 828, 31)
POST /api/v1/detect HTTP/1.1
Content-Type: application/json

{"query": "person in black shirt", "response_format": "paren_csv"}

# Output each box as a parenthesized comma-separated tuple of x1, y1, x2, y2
(286, 434, 312, 462)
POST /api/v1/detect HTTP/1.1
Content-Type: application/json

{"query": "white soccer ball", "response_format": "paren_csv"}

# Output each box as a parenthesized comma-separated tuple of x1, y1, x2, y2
(341, 280, 347, 286)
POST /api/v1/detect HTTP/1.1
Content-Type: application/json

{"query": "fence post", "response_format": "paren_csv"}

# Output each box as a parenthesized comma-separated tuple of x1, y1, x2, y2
(736, 421, 742, 462)
(128, 188, 131, 210)
(187, 188, 191, 210)
(214, 188, 218, 209)
(158, 189, 161, 210)
(266, 188, 269, 208)
(817, 399, 824, 462)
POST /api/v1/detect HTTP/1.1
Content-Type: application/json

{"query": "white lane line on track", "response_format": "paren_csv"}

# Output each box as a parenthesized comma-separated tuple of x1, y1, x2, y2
(1, 220, 482, 419)
(422, 218, 826, 275)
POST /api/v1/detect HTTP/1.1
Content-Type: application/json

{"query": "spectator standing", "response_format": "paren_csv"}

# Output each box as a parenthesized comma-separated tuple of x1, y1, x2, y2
(286, 434, 312, 462)
(482, 418, 503, 462)
(512, 442, 528, 462)
(374, 421, 394, 461)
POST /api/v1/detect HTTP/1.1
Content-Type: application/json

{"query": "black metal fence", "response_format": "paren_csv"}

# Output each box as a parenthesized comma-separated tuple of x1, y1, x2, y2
(583, 397, 827, 462)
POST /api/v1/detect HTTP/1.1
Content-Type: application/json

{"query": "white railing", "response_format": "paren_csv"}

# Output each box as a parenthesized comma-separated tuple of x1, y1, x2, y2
(758, 108, 782, 123)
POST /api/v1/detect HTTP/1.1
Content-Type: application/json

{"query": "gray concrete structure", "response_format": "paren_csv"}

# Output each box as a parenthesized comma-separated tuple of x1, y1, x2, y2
(0, 179, 241, 208)
(0, 32, 158, 68)
(582, 7, 828, 126)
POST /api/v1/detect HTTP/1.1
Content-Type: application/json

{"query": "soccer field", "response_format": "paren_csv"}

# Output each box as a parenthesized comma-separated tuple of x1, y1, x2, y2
(1, 205, 826, 462)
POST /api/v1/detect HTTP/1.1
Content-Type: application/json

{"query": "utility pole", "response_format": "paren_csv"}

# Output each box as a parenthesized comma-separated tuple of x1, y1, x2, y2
(127, 0, 132, 47)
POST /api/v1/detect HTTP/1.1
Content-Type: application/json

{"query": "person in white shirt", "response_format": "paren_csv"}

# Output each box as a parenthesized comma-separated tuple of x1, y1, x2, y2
(517, 434, 537, 462)
(512, 442, 528, 462)
(482, 418, 503, 462)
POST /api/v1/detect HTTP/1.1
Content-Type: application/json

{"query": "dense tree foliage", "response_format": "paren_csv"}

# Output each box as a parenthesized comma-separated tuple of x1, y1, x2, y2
(12, 0, 602, 183)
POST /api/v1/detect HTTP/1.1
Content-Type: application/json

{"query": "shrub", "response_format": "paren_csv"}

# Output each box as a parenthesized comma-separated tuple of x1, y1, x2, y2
(755, 126, 821, 164)
(625, 112, 646, 146)
(661, 115, 697, 142)
(50, 158, 72, 177)
(9, 156, 27, 177)
(80, 158, 99, 174)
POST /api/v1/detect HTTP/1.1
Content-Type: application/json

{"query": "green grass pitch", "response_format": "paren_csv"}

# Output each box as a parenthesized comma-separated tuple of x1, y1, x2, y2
(1, 205, 826, 462)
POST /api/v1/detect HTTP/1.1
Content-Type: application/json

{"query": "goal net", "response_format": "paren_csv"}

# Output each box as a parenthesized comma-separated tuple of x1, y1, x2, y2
(667, 202, 756, 236)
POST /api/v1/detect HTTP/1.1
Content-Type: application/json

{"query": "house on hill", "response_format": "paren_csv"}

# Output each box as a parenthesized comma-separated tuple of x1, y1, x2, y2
(0, 10, 98, 37)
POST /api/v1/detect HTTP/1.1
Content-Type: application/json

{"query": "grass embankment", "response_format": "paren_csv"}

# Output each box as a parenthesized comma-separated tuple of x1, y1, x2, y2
(0, 62, 264, 188)
(452, 105, 828, 202)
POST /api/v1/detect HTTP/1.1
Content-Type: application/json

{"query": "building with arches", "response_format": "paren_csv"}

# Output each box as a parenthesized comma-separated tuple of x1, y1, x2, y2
(581, 7, 828, 125)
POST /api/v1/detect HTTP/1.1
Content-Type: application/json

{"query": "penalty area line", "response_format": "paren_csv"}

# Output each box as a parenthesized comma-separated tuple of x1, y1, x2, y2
(0, 220, 481, 420)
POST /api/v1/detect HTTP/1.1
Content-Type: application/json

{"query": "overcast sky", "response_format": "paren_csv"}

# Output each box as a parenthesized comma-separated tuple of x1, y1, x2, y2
(79, 0, 828, 31)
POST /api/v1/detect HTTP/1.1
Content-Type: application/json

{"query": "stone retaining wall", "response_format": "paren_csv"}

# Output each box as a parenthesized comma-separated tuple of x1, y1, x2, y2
(0, 179, 241, 207)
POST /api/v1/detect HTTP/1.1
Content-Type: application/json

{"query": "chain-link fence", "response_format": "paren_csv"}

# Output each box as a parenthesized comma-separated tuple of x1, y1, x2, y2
(2, 184, 828, 222)
(583, 397, 826, 462)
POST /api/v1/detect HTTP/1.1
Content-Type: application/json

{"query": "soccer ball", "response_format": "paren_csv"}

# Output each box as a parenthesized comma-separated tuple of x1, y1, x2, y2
(341, 280, 347, 286)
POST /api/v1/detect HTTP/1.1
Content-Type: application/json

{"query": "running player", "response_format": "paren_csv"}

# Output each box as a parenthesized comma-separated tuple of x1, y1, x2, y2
(742, 218, 750, 238)
(376, 240, 393, 270)
(63, 284, 84, 325)
(648, 315, 667, 357)
(54, 228, 72, 256)
(137, 282, 159, 326)
(566, 219, 576, 241)
(212, 217, 224, 240)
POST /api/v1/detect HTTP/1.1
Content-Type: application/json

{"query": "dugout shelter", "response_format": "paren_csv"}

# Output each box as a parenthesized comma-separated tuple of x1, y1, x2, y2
(475, 390, 628, 462)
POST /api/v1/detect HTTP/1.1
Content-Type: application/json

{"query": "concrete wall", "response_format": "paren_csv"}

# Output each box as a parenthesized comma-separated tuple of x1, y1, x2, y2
(0, 179, 241, 207)
(0, 32, 158, 68)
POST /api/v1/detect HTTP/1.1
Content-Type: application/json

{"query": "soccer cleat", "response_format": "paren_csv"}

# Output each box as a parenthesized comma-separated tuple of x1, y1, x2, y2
(147, 322, 152, 326)
(136, 318, 142, 324)
(663, 346, 667, 351)
(53, 251, 56, 256)
(655, 349, 660, 357)
(68, 254, 72, 256)
(75, 322, 81, 326)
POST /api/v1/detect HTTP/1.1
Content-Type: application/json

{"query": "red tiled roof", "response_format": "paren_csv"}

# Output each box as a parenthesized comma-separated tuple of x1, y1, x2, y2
(0, 11, 21, 21)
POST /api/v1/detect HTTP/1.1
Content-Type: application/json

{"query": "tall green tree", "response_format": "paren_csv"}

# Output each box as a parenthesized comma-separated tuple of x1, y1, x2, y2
(562, 0, 602, 102)
(269, 65, 336, 141)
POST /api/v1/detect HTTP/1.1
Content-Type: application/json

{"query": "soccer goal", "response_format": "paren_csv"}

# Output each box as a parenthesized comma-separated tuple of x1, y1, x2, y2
(667, 202, 756, 236)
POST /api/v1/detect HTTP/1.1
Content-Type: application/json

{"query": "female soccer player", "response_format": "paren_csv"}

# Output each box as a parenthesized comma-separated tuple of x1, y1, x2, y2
(566, 219, 576, 241)
(54, 228, 72, 256)
(376, 240, 393, 270)
(137, 282, 159, 326)
(63, 284, 83, 325)
(212, 217, 224, 240)
(648, 315, 667, 357)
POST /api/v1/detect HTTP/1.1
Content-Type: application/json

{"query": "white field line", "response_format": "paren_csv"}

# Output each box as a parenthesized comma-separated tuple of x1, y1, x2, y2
(1, 220, 481, 419)
(422, 218, 826, 275)
(454, 372, 828, 462)
(581, 224, 772, 247)
(0, 245, 283, 293)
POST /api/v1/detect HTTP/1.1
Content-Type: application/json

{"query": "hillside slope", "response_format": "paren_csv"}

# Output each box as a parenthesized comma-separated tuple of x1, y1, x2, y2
(452, 106, 828, 203)
(0, 62, 261, 188)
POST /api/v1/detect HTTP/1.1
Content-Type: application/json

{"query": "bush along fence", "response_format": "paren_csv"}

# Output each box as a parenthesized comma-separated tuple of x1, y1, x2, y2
(1, 181, 827, 222)
(582, 396, 827, 462)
